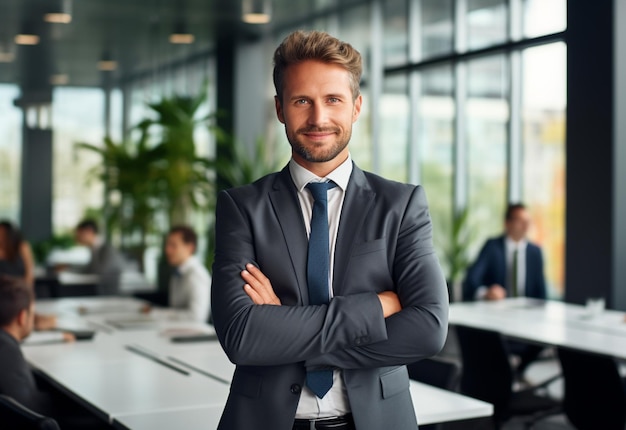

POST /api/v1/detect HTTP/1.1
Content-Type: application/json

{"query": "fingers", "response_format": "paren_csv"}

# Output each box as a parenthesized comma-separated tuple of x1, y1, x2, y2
(241, 263, 281, 305)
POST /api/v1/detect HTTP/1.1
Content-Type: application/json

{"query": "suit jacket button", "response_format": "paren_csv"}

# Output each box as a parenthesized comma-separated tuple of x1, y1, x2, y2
(290, 384, 302, 394)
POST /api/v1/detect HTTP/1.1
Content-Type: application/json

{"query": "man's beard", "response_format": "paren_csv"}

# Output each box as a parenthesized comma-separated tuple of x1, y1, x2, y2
(288, 126, 351, 163)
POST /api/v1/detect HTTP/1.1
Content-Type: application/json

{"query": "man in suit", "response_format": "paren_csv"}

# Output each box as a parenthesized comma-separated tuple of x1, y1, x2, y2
(211, 30, 448, 430)
(0, 276, 110, 429)
(0, 276, 50, 413)
(164, 225, 211, 322)
(74, 219, 124, 295)
(463, 203, 547, 302)
(463, 203, 547, 378)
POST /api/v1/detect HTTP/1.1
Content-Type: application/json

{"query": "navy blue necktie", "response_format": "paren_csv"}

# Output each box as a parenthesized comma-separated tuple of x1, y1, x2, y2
(305, 181, 335, 398)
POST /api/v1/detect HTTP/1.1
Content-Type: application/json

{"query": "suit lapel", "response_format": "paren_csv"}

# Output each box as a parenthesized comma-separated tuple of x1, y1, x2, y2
(269, 167, 310, 304)
(333, 166, 375, 296)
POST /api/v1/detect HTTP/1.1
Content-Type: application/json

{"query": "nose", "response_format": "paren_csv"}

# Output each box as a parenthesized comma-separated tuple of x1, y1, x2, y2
(307, 102, 328, 127)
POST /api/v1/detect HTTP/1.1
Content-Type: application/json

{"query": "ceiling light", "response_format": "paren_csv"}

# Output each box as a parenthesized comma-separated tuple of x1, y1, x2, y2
(44, 0, 72, 24)
(169, 33, 195, 44)
(242, 0, 271, 24)
(169, 21, 194, 44)
(50, 74, 69, 85)
(98, 60, 117, 71)
(15, 34, 40, 45)
(44, 13, 72, 24)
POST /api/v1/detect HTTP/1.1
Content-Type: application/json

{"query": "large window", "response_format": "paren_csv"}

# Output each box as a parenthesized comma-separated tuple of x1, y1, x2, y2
(466, 55, 509, 251)
(52, 87, 105, 234)
(0, 84, 21, 221)
(522, 42, 566, 298)
(377, 0, 566, 297)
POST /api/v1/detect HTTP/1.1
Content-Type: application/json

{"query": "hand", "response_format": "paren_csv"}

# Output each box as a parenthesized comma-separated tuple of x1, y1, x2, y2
(377, 291, 402, 318)
(62, 332, 76, 343)
(485, 284, 507, 301)
(34, 313, 57, 331)
(242, 264, 281, 305)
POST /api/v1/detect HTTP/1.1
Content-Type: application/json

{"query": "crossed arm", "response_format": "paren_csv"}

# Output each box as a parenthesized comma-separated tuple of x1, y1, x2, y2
(242, 263, 402, 317)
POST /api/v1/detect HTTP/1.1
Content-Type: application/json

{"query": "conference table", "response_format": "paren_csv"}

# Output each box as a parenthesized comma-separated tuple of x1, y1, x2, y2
(448, 297, 626, 359)
(24, 296, 493, 429)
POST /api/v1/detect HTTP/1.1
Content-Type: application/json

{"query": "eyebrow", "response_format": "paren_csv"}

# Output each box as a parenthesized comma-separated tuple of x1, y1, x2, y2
(288, 93, 347, 101)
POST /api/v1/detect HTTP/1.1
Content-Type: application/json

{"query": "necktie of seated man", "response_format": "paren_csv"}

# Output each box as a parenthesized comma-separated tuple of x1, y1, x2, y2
(511, 248, 518, 297)
(305, 181, 335, 398)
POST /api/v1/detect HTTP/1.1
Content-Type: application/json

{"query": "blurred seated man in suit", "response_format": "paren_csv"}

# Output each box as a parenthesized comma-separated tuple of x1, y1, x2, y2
(73, 219, 124, 295)
(0, 276, 53, 412)
(463, 203, 547, 378)
(164, 226, 211, 322)
(0, 276, 110, 428)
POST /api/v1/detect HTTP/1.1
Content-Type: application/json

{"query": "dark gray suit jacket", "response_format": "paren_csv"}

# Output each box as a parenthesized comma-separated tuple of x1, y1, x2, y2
(211, 164, 449, 430)
(0, 330, 51, 414)
(84, 242, 124, 295)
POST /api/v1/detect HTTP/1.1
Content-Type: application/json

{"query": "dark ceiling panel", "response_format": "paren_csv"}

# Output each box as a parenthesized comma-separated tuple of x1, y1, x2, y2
(0, 0, 365, 88)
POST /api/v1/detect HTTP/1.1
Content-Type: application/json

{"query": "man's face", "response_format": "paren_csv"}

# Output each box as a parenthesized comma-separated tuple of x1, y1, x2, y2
(165, 232, 194, 267)
(275, 60, 362, 174)
(505, 208, 531, 242)
(75, 228, 96, 247)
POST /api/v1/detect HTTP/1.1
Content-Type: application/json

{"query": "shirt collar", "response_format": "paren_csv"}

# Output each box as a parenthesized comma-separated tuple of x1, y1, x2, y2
(506, 236, 528, 251)
(288, 154, 353, 192)
(176, 255, 197, 274)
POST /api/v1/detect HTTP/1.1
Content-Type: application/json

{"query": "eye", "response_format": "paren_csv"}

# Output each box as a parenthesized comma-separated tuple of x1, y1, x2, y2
(295, 99, 309, 105)
(328, 97, 340, 103)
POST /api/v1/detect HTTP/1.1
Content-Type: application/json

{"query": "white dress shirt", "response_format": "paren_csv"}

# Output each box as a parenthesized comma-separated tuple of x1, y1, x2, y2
(505, 237, 527, 297)
(475, 236, 528, 299)
(289, 155, 353, 419)
(168, 256, 211, 322)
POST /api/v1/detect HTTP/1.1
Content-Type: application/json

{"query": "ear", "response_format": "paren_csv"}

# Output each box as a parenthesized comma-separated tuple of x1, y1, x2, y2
(16, 308, 28, 327)
(275, 96, 286, 124)
(352, 94, 363, 123)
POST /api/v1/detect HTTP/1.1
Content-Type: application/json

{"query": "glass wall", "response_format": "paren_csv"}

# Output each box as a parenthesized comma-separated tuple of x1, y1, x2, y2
(416, 65, 455, 275)
(465, 55, 509, 254)
(0, 84, 21, 222)
(52, 87, 105, 234)
(522, 42, 566, 298)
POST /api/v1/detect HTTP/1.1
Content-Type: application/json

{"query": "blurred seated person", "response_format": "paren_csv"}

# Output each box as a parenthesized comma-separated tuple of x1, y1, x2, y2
(463, 203, 547, 379)
(0, 277, 71, 411)
(0, 220, 35, 288)
(70, 219, 124, 296)
(0, 277, 108, 429)
(0, 221, 59, 331)
(463, 203, 546, 302)
(163, 225, 211, 322)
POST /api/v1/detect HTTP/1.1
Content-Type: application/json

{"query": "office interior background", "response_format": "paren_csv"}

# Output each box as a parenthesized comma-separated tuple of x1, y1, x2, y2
(0, 0, 624, 309)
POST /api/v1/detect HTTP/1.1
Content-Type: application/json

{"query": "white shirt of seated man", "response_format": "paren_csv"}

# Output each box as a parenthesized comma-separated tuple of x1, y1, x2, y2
(165, 228, 211, 323)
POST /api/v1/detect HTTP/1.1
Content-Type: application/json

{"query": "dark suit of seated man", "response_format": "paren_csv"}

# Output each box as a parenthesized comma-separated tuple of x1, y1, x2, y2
(463, 203, 547, 377)
(0, 277, 110, 429)
(0, 277, 53, 414)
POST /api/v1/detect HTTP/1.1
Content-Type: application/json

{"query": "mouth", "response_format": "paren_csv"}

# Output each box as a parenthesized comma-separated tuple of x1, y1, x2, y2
(299, 128, 338, 141)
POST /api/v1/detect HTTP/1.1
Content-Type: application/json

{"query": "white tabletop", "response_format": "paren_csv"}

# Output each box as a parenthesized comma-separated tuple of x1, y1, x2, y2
(25, 297, 493, 427)
(112, 381, 493, 430)
(449, 297, 626, 359)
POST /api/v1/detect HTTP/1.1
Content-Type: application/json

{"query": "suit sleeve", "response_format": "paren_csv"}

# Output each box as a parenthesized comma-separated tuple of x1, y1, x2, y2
(211, 190, 388, 366)
(462, 241, 492, 301)
(305, 186, 449, 370)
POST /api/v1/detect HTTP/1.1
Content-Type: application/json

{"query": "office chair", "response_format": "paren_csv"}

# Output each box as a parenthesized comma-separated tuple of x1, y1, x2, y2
(407, 357, 460, 391)
(557, 347, 626, 430)
(456, 325, 561, 429)
(0, 394, 60, 430)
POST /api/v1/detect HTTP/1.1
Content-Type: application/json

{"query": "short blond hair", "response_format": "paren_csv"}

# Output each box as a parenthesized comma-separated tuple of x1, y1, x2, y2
(273, 30, 362, 103)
